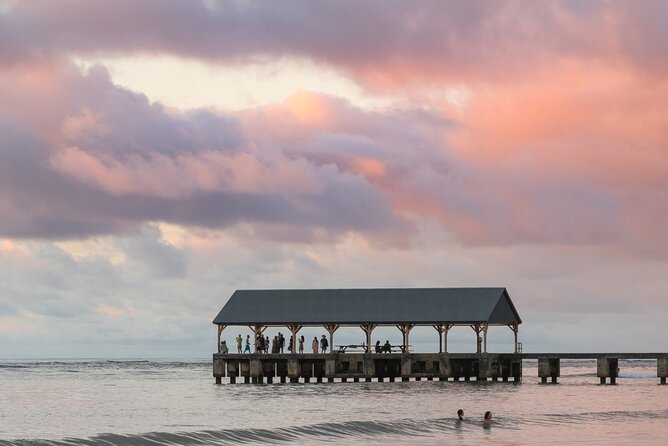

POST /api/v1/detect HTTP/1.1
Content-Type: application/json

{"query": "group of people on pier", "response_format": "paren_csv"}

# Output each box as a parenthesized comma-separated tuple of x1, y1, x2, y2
(374, 340, 395, 353)
(220, 335, 412, 355)
(220, 333, 330, 354)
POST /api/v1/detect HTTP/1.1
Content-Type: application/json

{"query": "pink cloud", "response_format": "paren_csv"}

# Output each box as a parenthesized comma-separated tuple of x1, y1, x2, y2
(50, 147, 324, 199)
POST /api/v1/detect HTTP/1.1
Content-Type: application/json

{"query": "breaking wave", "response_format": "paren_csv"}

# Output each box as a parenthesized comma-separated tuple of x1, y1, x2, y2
(3, 409, 668, 446)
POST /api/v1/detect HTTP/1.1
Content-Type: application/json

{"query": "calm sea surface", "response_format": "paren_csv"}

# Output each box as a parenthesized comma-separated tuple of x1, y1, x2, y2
(1, 359, 667, 445)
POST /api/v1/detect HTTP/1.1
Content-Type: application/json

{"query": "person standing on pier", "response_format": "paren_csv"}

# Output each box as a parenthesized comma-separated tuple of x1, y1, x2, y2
(220, 340, 229, 354)
(279, 333, 285, 353)
(299, 335, 304, 353)
(244, 335, 251, 353)
(265, 336, 270, 354)
(320, 335, 329, 353)
(312, 336, 319, 354)
(236, 334, 243, 354)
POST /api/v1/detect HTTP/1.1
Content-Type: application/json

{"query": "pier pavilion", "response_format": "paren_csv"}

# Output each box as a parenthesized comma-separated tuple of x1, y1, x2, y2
(212, 287, 524, 384)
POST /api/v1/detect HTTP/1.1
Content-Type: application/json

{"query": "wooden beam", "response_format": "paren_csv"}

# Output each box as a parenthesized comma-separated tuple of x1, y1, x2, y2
(508, 323, 519, 353)
(360, 323, 376, 353)
(397, 324, 415, 352)
(433, 325, 443, 353)
(324, 324, 340, 354)
(286, 323, 302, 354)
(216, 324, 227, 353)
(249, 324, 266, 353)
(482, 323, 489, 353)
(470, 323, 482, 353)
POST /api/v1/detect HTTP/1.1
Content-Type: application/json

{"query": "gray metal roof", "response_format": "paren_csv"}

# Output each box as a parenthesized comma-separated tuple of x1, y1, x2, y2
(212, 288, 521, 326)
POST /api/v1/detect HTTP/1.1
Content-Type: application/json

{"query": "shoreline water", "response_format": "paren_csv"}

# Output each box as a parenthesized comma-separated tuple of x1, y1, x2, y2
(2, 359, 666, 445)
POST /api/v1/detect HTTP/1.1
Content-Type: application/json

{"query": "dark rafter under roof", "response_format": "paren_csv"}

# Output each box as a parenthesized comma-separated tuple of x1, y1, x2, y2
(212, 288, 521, 326)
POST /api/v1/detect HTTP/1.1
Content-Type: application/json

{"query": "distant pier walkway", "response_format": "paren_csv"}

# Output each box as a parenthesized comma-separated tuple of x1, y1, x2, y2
(523, 352, 668, 384)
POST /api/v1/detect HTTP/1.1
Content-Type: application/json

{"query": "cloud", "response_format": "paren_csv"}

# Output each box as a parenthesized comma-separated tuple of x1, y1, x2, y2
(0, 62, 406, 240)
(2, 1, 668, 88)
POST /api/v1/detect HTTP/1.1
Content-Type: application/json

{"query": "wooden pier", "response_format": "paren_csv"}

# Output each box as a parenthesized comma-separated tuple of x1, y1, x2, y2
(211, 288, 667, 386)
(213, 352, 522, 384)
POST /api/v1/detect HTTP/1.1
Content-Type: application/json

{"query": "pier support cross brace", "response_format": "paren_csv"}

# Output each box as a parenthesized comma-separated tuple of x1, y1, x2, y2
(397, 324, 415, 353)
(324, 323, 339, 354)
(286, 323, 303, 353)
(249, 324, 266, 353)
(433, 323, 454, 353)
(470, 323, 488, 353)
(360, 323, 377, 353)
(216, 324, 227, 353)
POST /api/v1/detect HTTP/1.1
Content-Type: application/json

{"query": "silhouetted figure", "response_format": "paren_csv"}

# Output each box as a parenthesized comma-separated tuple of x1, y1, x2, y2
(299, 335, 304, 353)
(457, 409, 464, 421)
(220, 340, 229, 354)
(383, 340, 391, 353)
(320, 335, 329, 353)
(375, 340, 382, 353)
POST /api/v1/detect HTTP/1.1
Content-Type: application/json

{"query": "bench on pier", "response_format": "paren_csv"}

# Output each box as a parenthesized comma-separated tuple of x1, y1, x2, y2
(337, 344, 367, 353)
(376, 345, 411, 353)
(336, 344, 412, 353)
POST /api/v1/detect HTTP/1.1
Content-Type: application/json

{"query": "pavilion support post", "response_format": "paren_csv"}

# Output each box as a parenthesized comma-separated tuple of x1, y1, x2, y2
(508, 323, 519, 353)
(249, 324, 266, 353)
(286, 324, 302, 354)
(324, 324, 339, 354)
(360, 323, 376, 353)
(443, 324, 453, 353)
(216, 325, 227, 353)
(471, 324, 483, 354)
(433, 325, 443, 353)
(434, 324, 453, 353)
(396, 324, 415, 353)
(482, 323, 488, 353)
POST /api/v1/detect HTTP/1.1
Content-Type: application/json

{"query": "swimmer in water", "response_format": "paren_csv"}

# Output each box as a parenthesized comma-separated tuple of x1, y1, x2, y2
(483, 411, 493, 427)
(457, 409, 464, 421)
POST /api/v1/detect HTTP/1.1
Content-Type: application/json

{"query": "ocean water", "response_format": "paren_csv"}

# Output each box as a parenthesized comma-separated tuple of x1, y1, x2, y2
(1, 359, 667, 445)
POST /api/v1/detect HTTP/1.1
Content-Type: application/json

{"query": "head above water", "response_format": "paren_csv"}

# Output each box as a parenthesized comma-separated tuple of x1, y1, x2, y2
(457, 409, 464, 417)
(484, 411, 492, 420)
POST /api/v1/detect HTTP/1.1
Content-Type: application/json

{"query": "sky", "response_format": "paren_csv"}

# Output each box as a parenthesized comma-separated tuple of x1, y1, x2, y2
(1, 0, 667, 358)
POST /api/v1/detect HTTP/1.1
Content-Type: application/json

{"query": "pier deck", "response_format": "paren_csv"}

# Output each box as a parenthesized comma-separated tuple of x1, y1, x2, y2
(213, 352, 667, 385)
(213, 352, 523, 384)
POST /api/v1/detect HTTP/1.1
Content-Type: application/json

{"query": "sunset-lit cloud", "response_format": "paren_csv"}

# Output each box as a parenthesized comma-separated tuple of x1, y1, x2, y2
(1, 0, 667, 356)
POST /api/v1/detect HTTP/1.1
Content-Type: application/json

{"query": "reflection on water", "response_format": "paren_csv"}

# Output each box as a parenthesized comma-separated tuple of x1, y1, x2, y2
(0, 360, 666, 445)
